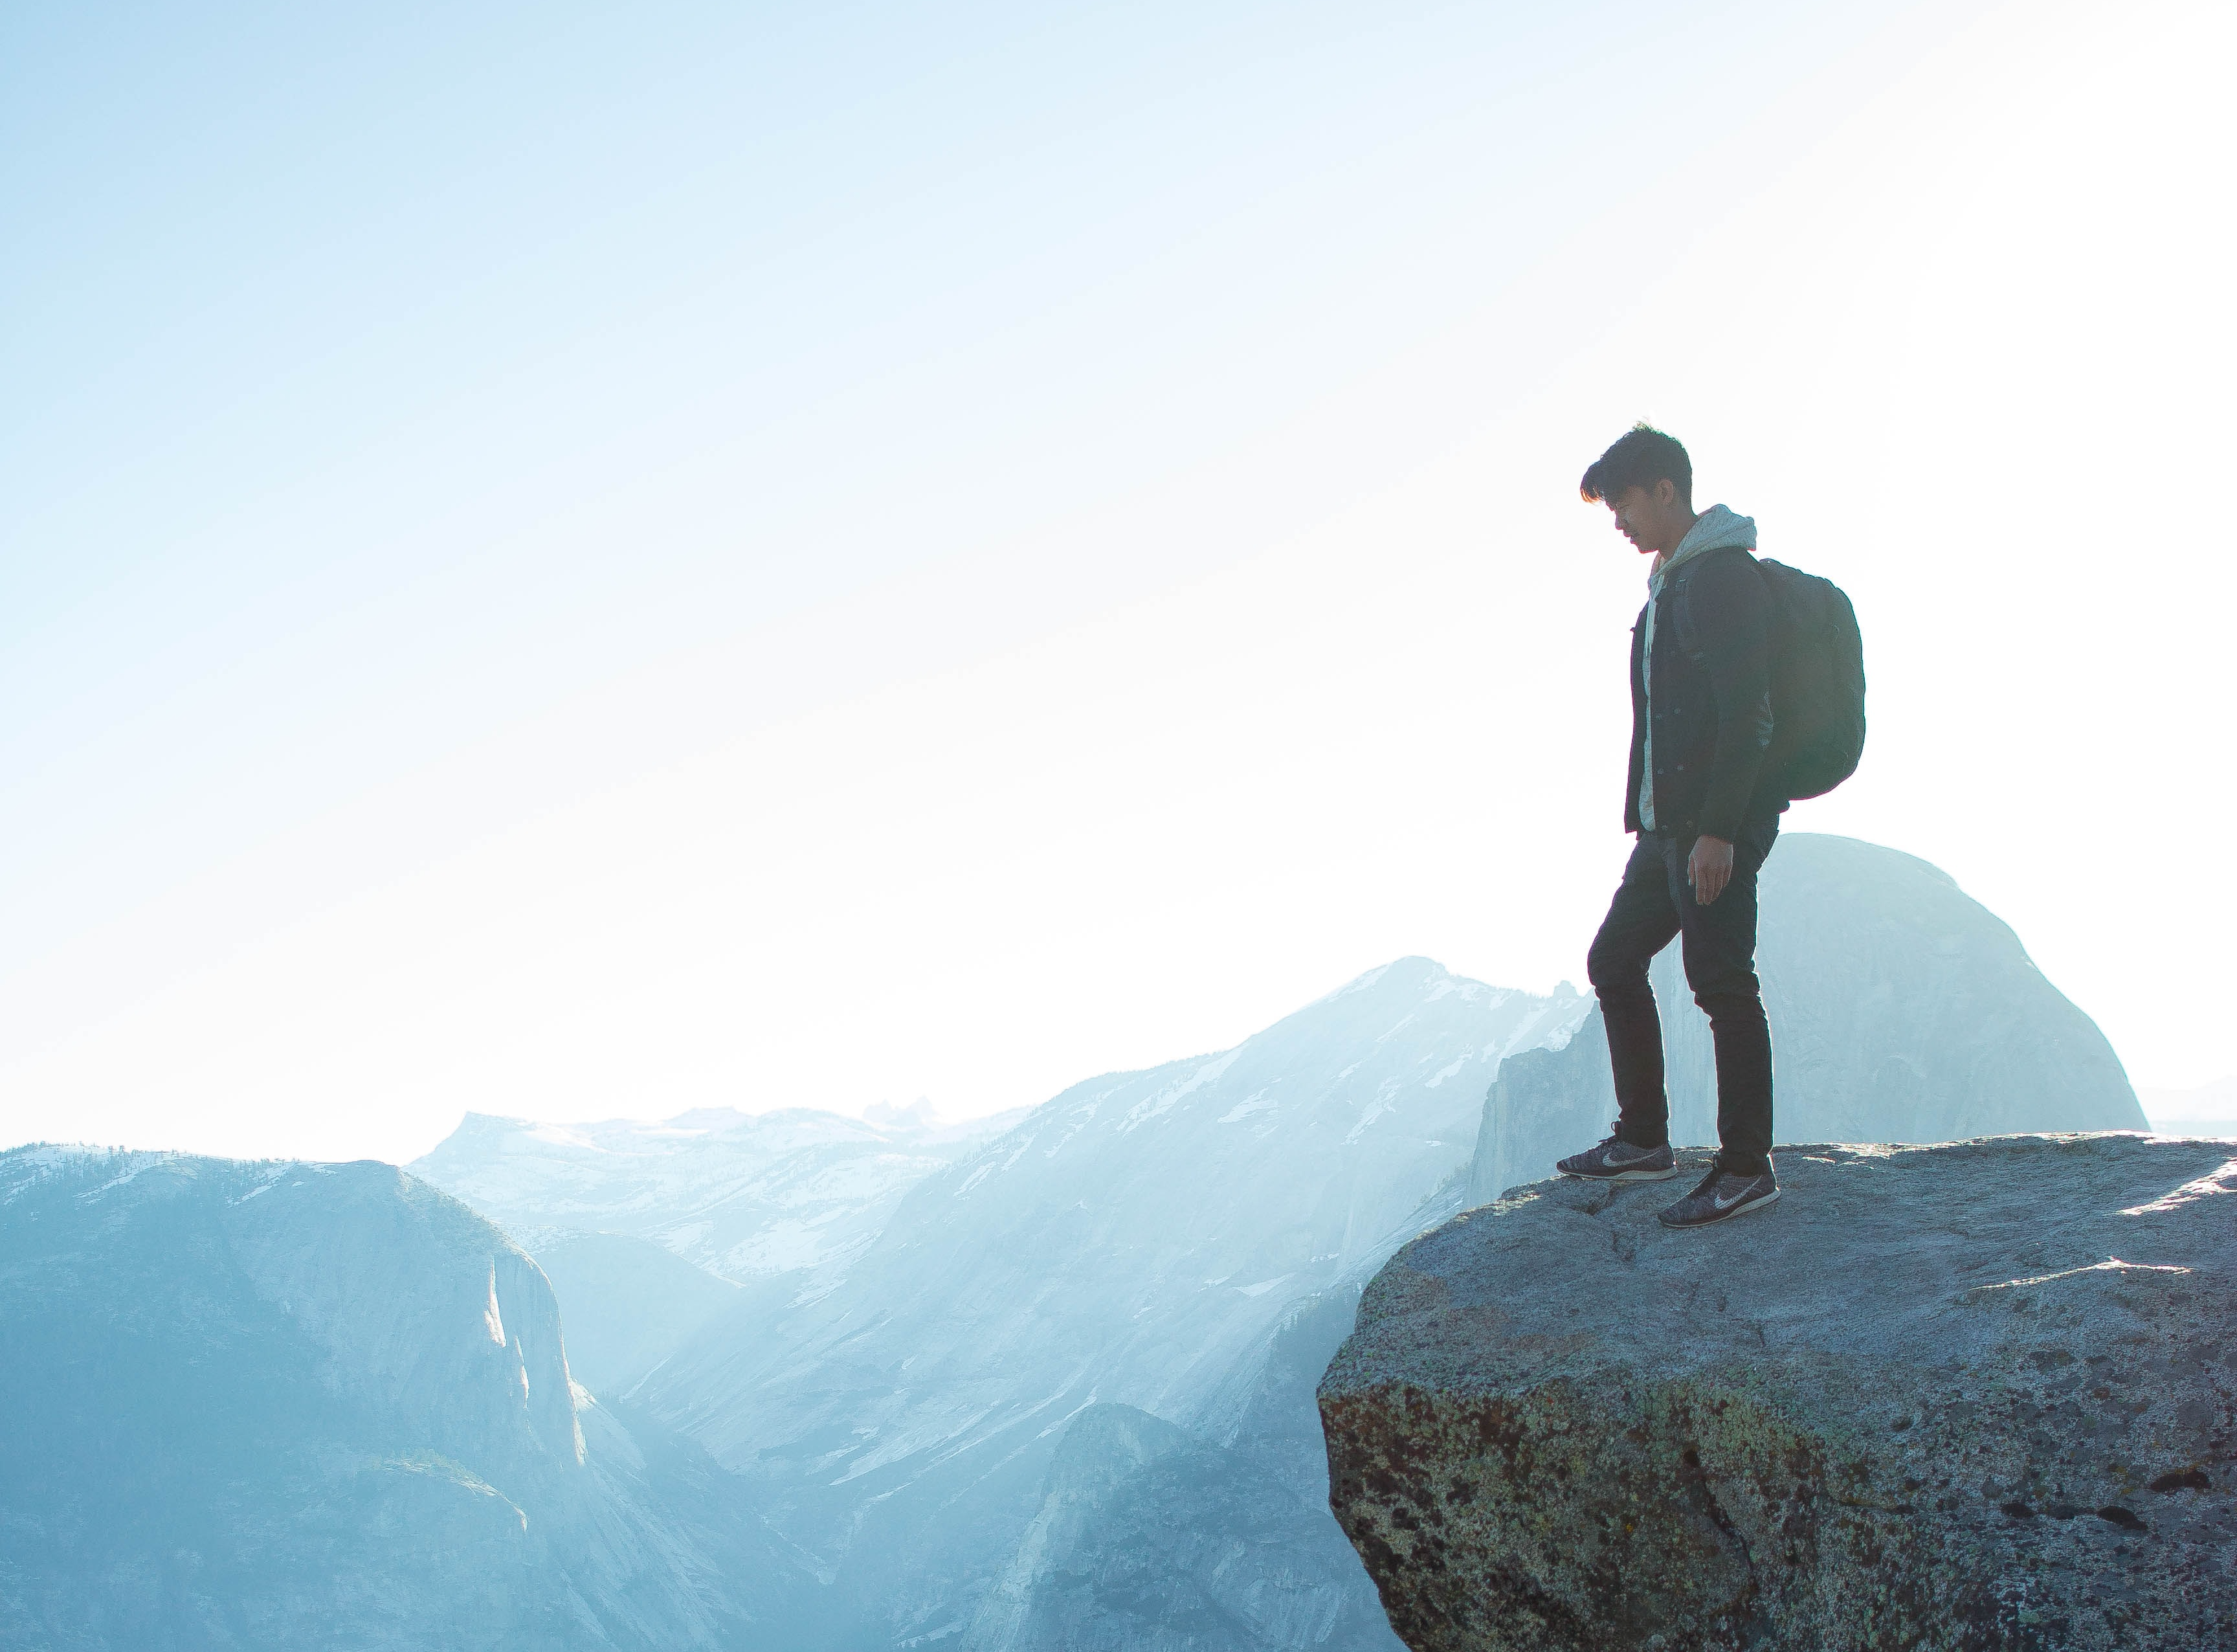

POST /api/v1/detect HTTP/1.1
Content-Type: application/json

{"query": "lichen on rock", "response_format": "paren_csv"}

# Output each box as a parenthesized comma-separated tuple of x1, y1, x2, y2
(1319, 1135, 2236, 1651)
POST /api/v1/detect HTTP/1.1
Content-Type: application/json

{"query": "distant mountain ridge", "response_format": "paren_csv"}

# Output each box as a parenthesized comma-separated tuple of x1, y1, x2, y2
(636, 959, 1588, 1651)
(413, 1104, 1023, 1286)
(411, 1102, 1026, 1389)
(4, 831, 2159, 1651)
(2140, 1075, 2237, 1138)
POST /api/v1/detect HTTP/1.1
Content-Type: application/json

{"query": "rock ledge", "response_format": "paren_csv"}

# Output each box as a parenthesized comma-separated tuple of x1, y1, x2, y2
(1319, 1135, 2236, 1651)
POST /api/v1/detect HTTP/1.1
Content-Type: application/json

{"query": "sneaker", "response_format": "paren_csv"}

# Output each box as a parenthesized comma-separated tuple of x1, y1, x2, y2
(1657, 1164, 1779, 1229)
(1555, 1128, 1678, 1182)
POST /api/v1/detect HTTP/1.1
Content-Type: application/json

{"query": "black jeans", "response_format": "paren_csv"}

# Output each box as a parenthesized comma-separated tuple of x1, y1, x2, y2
(1586, 816, 1779, 1176)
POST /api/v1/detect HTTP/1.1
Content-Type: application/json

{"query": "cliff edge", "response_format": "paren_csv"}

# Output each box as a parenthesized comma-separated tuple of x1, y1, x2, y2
(1319, 1135, 2235, 1651)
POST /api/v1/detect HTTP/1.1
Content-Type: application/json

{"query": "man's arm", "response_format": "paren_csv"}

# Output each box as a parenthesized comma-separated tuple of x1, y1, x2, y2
(1688, 552, 1774, 847)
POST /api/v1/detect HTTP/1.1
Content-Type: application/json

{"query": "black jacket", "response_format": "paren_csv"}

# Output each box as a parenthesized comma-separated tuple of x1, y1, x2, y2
(1624, 546, 1781, 842)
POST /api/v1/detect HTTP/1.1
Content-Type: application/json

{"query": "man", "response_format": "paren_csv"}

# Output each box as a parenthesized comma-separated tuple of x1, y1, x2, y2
(1557, 425, 1785, 1227)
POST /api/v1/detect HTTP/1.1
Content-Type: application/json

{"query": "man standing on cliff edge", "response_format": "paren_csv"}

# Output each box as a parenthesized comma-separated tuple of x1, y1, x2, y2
(1556, 425, 1785, 1227)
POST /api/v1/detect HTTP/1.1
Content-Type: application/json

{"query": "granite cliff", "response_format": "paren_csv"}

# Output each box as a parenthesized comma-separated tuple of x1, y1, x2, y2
(1321, 1135, 2236, 1651)
(0, 1146, 803, 1649)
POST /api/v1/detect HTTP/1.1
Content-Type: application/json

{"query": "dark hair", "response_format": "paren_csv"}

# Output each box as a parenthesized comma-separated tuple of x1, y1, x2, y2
(1580, 424, 1691, 508)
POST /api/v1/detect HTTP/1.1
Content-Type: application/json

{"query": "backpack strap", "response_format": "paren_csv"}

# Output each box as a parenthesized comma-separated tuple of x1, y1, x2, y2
(1671, 546, 1757, 662)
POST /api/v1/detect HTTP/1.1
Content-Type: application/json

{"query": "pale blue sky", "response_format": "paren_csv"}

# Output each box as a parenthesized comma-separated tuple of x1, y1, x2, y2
(5, 0, 2231, 1160)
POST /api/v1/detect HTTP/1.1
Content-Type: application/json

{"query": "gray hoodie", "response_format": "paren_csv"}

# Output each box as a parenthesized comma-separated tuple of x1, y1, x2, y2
(1639, 504, 1757, 832)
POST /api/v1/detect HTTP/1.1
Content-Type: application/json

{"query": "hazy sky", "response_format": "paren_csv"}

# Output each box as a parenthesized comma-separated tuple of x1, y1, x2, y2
(5, 0, 2231, 1164)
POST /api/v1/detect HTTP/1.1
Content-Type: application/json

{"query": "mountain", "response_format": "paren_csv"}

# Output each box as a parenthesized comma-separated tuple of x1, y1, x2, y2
(0, 1146, 803, 1650)
(412, 1105, 1022, 1286)
(524, 1231, 744, 1392)
(410, 1104, 1022, 1390)
(1468, 833, 2146, 1200)
(967, 1288, 1399, 1652)
(2139, 1075, 2237, 1139)
(6, 833, 2155, 1649)
(635, 959, 1589, 1651)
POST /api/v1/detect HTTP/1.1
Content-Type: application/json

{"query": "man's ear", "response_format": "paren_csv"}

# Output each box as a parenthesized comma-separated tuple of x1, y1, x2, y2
(1653, 476, 1676, 508)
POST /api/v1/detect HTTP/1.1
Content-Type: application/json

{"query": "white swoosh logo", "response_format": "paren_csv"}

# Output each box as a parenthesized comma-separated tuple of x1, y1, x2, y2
(1712, 1185, 1754, 1211)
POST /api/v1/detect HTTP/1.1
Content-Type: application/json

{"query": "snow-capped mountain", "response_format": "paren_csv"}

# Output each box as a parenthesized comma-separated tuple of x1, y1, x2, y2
(635, 959, 1588, 1651)
(411, 1103, 1027, 1389)
(413, 1104, 1020, 1286)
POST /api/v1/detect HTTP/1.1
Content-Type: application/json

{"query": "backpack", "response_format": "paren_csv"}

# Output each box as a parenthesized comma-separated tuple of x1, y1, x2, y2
(1671, 552, 1865, 801)
(1755, 558, 1865, 800)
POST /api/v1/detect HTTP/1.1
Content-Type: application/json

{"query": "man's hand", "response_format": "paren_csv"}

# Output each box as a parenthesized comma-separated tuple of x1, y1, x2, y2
(1687, 835, 1735, 905)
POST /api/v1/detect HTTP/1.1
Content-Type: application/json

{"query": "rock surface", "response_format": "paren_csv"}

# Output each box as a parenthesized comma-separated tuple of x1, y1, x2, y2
(1468, 836, 2146, 1205)
(1322, 1135, 2236, 1651)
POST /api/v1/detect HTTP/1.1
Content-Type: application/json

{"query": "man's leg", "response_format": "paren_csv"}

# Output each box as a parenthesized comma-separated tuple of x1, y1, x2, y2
(1585, 835, 1683, 1150)
(1667, 818, 1779, 1176)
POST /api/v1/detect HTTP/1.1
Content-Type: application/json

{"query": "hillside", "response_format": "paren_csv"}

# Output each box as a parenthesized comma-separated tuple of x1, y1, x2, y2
(411, 1104, 1021, 1391)
(0, 1147, 804, 1649)
(637, 960, 1587, 1650)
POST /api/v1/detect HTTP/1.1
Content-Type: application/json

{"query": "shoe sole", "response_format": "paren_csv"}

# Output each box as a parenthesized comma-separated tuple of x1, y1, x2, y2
(1659, 1187, 1781, 1229)
(1559, 1164, 1682, 1183)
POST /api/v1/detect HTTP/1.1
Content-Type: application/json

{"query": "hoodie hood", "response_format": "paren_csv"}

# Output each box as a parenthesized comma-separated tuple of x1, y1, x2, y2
(1650, 504, 1757, 592)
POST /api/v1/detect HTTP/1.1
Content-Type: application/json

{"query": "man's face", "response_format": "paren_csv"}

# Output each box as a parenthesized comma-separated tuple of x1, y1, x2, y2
(1605, 480, 1688, 556)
